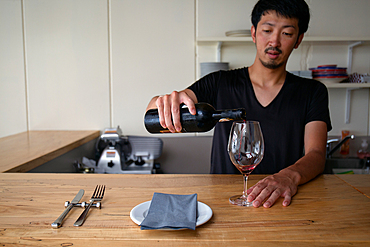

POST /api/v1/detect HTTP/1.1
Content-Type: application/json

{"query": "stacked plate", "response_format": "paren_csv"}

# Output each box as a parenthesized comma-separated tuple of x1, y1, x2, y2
(290, 70, 312, 79)
(225, 29, 251, 37)
(200, 62, 229, 77)
(309, 65, 348, 83)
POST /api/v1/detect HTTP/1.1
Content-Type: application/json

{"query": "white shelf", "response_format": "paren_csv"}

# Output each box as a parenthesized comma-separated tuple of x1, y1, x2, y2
(197, 36, 253, 44)
(324, 83, 370, 88)
(197, 36, 369, 73)
(197, 36, 370, 45)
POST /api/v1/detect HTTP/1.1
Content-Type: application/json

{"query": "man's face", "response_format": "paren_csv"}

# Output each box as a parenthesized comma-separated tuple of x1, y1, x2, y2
(251, 11, 303, 70)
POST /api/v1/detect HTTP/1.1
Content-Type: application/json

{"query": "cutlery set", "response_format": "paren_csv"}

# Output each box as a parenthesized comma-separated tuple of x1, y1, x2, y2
(51, 185, 105, 228)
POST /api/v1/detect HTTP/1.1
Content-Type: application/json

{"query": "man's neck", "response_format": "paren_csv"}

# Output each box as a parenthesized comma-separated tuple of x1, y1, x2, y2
(248, 62, 287, 88)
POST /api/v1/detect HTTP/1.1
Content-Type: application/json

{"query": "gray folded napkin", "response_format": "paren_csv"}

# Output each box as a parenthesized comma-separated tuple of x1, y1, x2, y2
(140, 192, 198, 230)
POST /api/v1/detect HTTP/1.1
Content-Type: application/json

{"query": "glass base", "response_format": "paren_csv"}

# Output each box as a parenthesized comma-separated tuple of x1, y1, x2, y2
(229, 195, 254, 207)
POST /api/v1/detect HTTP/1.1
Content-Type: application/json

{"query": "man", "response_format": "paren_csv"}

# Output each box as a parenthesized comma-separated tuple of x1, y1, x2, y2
(146, 0, 331, 208)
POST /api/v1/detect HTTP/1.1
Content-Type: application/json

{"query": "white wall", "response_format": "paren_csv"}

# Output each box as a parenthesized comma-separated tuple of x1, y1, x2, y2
(1, 0, 370, 138)
(110, 0, 195, 135)
(26, 0, 111, 131)
(0, 0, 195, 138)
(0, 0, 28, 136)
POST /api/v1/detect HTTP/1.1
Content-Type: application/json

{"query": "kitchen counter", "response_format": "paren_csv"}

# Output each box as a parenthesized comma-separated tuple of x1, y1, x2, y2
(0, 173, 369, 246)
(0, 130, 100, 173)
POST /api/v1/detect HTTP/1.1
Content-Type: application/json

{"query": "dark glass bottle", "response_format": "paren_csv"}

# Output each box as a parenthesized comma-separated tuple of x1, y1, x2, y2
(144, 103, 246, 133)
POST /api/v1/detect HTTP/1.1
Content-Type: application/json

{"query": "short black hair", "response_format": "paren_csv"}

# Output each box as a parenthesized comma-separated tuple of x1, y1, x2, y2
(251, 0, 310, 35)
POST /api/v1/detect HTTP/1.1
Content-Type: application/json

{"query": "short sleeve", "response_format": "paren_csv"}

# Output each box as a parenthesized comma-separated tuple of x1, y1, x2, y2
(187, 71, 222, 106)
(306, 81, 332, 131)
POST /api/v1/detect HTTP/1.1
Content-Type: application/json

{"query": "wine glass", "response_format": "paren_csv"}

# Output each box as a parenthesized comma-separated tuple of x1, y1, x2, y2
(228, 121, 264, 206)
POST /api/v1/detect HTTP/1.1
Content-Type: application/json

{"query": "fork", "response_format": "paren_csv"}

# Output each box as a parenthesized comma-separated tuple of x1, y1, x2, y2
(74, 185, 105, 227)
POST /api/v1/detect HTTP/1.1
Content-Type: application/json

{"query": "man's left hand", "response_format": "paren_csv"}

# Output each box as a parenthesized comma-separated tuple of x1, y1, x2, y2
(246, 173, 298, 208)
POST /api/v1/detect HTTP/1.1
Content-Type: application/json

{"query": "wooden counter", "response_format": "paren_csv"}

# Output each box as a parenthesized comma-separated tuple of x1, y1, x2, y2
(0, 173, 369, 246)
(0, 130, 100, 173)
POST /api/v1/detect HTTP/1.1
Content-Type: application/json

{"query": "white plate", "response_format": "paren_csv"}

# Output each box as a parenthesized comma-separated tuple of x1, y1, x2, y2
(316, 78, 346, 84)
(130, 201, 213, 227)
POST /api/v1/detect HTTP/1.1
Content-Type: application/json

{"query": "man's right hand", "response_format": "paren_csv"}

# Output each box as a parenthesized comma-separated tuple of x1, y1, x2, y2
(146, 89, 198, 133)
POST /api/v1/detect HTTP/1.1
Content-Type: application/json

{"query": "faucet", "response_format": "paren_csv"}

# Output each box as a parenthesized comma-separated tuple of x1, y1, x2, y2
(326, 135, 355, 158)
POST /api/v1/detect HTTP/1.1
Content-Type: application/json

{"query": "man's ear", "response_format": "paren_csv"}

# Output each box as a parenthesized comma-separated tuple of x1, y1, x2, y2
(294, 33, 304, 49)
(251, 25, 256, 44)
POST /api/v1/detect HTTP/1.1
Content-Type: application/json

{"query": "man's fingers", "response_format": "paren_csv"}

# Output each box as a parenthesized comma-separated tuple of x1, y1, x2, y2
(262, 189, 282, 208)
(247, 182, 265, 202)
(181, 98, 196, 115)
(155, 91, 196, 133)
(251, 185, 276, 207)
(282, 194, 292, 207)
(171, 104, 182, 132)
(161, 94, 176, 132)
(156, 96, 166, 129)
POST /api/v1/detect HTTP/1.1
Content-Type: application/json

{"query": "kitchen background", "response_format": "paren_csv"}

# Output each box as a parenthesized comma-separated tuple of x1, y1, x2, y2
(1, 0, 370, 173)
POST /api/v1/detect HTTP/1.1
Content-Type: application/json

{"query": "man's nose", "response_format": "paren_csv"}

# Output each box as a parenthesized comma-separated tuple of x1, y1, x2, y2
(269, 32, 281, 47)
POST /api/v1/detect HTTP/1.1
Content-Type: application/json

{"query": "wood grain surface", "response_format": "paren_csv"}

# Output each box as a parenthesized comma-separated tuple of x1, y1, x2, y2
(0, 173, 369, 246)
(336, 174, 370, 198)
(0, 130, 100, 173)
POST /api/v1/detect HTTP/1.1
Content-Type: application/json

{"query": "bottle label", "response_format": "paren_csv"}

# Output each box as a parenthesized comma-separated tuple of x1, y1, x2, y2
(159, 129, 185, 133)
(160, 129, 172, 133)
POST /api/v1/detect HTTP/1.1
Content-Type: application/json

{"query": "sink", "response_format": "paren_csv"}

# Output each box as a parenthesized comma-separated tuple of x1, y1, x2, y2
(324, 158, 365, 174)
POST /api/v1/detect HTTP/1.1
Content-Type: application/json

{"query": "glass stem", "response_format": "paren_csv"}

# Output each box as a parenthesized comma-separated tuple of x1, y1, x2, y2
(242, 174, 248, 199)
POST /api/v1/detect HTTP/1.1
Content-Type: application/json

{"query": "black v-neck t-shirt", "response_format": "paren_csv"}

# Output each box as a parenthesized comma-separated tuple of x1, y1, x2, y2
(188, 67, 332, 174)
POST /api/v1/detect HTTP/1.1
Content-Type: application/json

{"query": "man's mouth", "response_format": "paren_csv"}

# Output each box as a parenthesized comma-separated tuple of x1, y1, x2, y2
(265, 47, 282, 59)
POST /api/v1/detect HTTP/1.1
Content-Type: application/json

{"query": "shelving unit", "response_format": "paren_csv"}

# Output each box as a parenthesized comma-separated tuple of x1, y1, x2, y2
(197, 36, 370, 45)
(197, 36, 369, 85)
(196, 36, 370, 124)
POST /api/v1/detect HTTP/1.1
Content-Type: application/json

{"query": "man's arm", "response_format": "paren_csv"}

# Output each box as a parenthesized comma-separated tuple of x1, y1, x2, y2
(146, 89, 198, 133)
(247, 120, 328, 208)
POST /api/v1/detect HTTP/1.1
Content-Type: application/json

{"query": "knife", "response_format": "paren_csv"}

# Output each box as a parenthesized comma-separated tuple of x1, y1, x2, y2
(51, 189, 84, 228)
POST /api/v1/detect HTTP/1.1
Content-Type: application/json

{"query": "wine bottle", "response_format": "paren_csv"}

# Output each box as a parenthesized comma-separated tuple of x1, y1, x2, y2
(144, 103, 246, 133)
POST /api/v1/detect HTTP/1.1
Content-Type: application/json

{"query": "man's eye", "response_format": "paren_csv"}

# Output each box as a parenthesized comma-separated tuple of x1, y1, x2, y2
(283, 32, 293, 36)
(263, 30, 271, 33)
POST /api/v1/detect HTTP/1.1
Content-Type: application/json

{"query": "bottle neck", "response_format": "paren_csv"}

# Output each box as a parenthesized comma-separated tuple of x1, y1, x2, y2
(212, 109, 246, 122)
